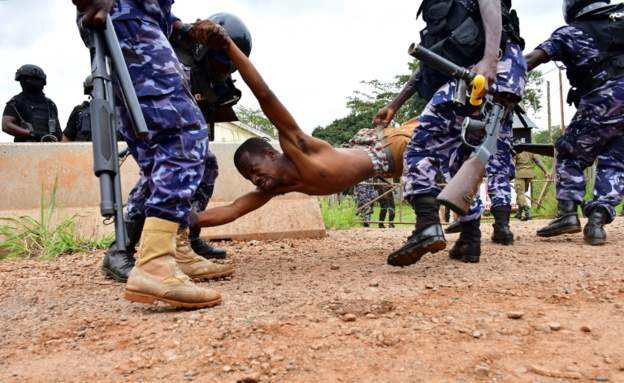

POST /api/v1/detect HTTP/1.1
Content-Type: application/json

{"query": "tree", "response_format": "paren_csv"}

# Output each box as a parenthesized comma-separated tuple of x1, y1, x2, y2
(312, 61, 426, 146)
(521, 70, 544, 115)
(234, 105, 276, 138)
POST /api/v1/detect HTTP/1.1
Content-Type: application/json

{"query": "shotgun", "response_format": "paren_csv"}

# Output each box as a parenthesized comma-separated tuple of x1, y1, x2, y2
(86, 15, 148, 252)
(409, 43, 503, 215)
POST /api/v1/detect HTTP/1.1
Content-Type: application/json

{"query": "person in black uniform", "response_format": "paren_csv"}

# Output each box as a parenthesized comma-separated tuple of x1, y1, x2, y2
(63, 100, 91, 142)
(2, 65, 62, 143)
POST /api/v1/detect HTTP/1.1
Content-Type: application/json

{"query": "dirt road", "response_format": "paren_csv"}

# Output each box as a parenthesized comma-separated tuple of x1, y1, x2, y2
(1, 219, 623, 382)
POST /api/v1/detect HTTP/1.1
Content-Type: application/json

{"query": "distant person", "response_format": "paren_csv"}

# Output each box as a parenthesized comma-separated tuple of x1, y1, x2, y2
(374, 177, 396, 228)
(63, 100, 91, 142)
(513, 144, 547, 221)
(355, 179, 376, 227)
(2, 65, 62, 142)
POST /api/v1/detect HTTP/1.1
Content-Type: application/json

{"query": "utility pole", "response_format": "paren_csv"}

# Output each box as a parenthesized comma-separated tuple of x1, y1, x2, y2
(558, 68, 566, 134)
(547, 80, 552, 141)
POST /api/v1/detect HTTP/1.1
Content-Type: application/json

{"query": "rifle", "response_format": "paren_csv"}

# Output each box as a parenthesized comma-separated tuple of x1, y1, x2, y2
(408, 43, 500, 215)
(513, 143, 555, 157)
(86, 16, 148, 252)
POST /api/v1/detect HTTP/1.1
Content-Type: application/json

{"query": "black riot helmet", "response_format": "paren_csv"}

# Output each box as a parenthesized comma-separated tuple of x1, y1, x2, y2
(15, 64, 47, 84)
(194, 12, 252, 72)
(563, 0, 611, 23)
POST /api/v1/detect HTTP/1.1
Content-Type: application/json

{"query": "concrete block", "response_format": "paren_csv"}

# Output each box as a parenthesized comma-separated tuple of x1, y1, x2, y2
(0, 143, 326, 240)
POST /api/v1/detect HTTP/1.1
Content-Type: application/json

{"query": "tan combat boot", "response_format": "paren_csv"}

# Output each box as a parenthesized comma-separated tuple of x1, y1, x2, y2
(174, 228, 235, 281)
(124, 217, 222, 309)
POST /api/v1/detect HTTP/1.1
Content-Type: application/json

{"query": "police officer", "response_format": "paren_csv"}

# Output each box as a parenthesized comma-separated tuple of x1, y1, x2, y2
(355, 179, 377, 227)
(513, 143, 547, 221)
(63, 100, 91, 142)
(375, 0, 527, 266)
(374, 177, 396, 228)
(74, 0, 235, 309)
(2, 65, 62, 142)
(101, 13, 252, 283)
(526, 0, 624, 245)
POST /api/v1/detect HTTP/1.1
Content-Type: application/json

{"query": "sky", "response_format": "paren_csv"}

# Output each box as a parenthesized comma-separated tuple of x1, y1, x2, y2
(1, 0, 621, 143)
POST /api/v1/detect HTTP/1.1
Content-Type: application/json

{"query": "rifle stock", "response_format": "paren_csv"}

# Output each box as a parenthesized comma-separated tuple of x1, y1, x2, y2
(437, 156, 486, 215)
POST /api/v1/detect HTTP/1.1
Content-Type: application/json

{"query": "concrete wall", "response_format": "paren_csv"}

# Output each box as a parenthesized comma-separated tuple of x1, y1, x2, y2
(0, 143, 326, 241)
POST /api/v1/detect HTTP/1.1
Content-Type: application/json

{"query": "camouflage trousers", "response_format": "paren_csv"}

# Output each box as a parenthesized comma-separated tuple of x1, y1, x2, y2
(555, 79, 624, 222)
(127, 150, 219, 222)
(355, 180, 377, 224)
(402, 42, 525, 222)
(113, 10, 209, 227)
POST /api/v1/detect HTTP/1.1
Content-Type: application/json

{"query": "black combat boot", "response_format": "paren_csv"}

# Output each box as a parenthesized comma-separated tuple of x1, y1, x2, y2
(522, 206, 532, 221)
(536, 200, 581, 237)
(189, 226, 227, 260)
(387, 196, 446, 267)
(102, 218, 145, 282)
(491, 206, 514, 245)
(514, 208, 523, 220)
(583, 205, 608, 246)
(449, 219, 481, 263)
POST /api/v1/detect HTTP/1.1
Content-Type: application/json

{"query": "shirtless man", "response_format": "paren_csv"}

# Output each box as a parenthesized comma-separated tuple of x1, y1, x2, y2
(192, 35, 417, 228)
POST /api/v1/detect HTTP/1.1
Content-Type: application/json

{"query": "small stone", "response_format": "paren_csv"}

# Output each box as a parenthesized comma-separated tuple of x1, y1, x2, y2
(594, 376, 610, 382)
(580, 325, 592, 333)
(184, 370, 198, 380)
(507, 311, 525, 320)
(425, 284, 434, 290)
(330, 264, 340, 271)
(472, 331, 482, 339)
(615, 303, 622, 309)
(474, 365, 490, 377)
(237, 375, 260, 383)
(119, 315, 128, 322)
(604, 357, 613, 364)
(341, 313, 357, 322)
(548, 322, 562, 331)
(222, 365, 232, 373)
(369, 280, 379, 287)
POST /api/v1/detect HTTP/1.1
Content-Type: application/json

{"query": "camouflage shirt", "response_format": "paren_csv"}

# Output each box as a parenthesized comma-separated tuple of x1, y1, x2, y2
(536, 25, 609, 85)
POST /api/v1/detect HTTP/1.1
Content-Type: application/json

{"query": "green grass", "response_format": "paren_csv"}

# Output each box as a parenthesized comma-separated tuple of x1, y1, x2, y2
(0, 179, 113, 260)
(320, 196, 416, 230)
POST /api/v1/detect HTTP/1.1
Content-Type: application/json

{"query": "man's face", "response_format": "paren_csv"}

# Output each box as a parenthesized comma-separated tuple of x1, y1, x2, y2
(239, 152, 281, 192)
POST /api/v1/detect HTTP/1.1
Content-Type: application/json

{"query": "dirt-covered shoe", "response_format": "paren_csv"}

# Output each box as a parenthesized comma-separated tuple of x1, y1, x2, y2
(124, 217, 222, 309)
(537, 200, 581, 237)
(387, 224, 446, 267)
(175, 229, 234, 281)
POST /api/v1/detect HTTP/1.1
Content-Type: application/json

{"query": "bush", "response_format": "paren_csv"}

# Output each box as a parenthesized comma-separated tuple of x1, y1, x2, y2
(0, 179, 112, 260)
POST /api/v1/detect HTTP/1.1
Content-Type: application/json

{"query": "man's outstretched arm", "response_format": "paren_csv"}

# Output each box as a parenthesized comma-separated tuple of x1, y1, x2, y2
(224, 38, 306, 144)
(525, 49, 550, 72)
(192, 190, 275, 228)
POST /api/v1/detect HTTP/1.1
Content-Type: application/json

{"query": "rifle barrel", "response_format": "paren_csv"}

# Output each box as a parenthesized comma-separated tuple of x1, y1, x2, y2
(408, 43, 475, 83)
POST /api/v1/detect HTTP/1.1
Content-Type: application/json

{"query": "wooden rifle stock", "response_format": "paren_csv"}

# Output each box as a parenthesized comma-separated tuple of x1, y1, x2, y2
(437, 156, 486, 215)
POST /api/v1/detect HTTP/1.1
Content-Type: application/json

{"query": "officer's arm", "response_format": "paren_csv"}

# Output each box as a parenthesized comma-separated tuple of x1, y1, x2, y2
(193, 190, 274, 227)
(524, 49, 550, 72)
(224, 38, 305, 143)
(2, 115, 31, 138)
(474, 0, 502, 86)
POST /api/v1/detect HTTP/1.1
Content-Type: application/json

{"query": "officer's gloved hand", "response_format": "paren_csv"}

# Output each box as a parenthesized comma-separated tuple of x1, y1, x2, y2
(189, 19, 229, 50)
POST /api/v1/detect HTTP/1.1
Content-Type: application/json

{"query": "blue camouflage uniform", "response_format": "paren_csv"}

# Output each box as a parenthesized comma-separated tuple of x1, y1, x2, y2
(402, 40, 527, 222)
(537, 26, 624, 223)
(111, 0, 212, 227)
(355, 179, 377, 225)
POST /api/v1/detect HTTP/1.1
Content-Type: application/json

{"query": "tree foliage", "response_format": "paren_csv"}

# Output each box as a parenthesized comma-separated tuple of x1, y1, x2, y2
(234, 105, 276, 138)
(520, 70, 544, 115)
(312, 61, 426, 147)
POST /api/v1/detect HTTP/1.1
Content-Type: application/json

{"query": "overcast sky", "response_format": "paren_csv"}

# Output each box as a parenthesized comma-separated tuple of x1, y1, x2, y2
(1, 0, 621, 143)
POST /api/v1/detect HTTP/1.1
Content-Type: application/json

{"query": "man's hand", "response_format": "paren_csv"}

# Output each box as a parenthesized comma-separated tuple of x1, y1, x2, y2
(189, 19, 229, 49)
(373, 105, 396, 128)
(72, 0, 113, 28)
(472, 57, 498, 90)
